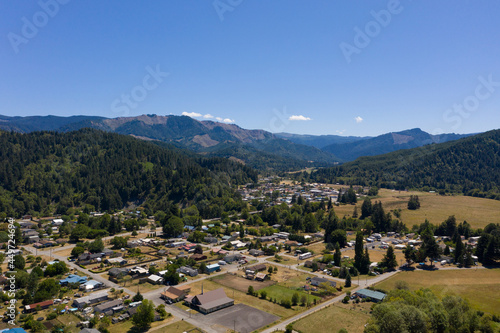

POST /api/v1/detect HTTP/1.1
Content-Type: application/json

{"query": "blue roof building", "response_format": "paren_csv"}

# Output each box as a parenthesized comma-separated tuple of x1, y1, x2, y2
(0, 328, 28, 333)
(206, 264, 220, 273)
(355, 289, 386, 302)
(60, 274, 88, 285)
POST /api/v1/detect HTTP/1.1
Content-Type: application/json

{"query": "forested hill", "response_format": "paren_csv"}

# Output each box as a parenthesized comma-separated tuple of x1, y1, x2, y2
(0, 129, 257, 218)
(321, 128, 471, 161)
(307, 129, 500, 199)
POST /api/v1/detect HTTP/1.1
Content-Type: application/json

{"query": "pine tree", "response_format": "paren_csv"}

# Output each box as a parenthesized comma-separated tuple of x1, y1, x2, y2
(380, 246, 398, 270)
(334, 242, 342, 267)
(354, 232, 364, 272)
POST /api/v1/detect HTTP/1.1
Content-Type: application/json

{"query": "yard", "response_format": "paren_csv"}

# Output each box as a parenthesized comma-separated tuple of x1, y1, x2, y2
(374, 268, 500, 315)
(292, 303, 371, 333)
(258, 285, 320, 305)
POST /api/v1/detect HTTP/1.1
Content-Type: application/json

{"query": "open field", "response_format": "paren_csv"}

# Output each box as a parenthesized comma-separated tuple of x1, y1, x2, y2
(210, 273, 275, 293)
(292, 303, 370, 333)
(259, 284, 320, 305)
(374, 268, 500, 315)
(333, 189, 500, 229)
(342, 248, 406, 267)
(154, 320, 200, 333)
(53, 247, 76, 257)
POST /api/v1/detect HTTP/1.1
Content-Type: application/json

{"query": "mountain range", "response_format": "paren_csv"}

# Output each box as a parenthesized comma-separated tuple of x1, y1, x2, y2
(0, 114, 474, 168)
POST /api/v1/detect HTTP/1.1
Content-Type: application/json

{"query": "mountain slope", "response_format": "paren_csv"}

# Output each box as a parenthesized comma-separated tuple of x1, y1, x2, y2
(309, 129, 500, 198)
(322, 128, 472, 161)
(0, 129, 257, 218)
(0, 114, 339, 170)
(275, 132, 369, 149)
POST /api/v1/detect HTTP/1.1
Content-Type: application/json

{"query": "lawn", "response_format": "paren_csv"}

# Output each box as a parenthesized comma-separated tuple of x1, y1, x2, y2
(55, 313, 81, 333)
(292, 304, 370, 333)
(333, 188, 500, 229)
(258, 285, 320, 305)
(374, 268, 500, 315)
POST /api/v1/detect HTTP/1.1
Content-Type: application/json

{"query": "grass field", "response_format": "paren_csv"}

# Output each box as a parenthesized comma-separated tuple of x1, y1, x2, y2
(342, 248, 406, 267)
(258, 284, 320, 305)
(374, 268, 500, 315)
(333, 189, 500, 229)
(292, 304, 370, 333)
(210, 273, 275, 292)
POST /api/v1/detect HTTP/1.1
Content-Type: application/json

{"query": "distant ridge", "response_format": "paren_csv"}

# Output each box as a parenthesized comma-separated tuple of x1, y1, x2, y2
(308, 129, 500, 199)
(321, 128, 472, 161)
(0, 114, 339, 171)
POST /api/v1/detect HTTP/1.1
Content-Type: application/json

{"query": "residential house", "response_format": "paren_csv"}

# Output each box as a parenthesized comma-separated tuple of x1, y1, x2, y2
(73, 290, 109, 308)
(223, 254, 243, 263)
(310, 277, 336, 288)
(177, 266, 198, 277)
(249, 249, 264, 257)
(206, 264, 220, 273)
(108, 267, 129, 278)
(59, 274, 88, 286)
(160, 286, 188, 303)
(94, 299, 124, 314)
(105, 257, 127, 265)
(304, 261, 327, 271)
(80, 280, 104, 291)
(147, 274, 164, 284)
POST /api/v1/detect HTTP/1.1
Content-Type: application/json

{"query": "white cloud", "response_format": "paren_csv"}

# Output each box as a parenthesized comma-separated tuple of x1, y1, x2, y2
(182, 112, 202, 118)
(355, 116, 363, 123)
(222, 118, 235, 123)
(336, 129, 346, 135)
(215, 117, 223, 121)
(288, 115, 311, 121)
(203, 114, 214, 119)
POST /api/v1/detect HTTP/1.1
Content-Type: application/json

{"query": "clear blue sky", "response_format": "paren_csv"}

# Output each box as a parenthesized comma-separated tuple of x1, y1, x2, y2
(1, 1, 499, 136)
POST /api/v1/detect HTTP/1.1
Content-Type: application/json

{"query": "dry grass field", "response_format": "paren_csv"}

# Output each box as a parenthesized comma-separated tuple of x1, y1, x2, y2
(374, 268, 500, 315)
(292, 303, 371, 333)
(342, 248, 406, 267)
(210, 273, 275, 292)
(333, 189, 500, 229)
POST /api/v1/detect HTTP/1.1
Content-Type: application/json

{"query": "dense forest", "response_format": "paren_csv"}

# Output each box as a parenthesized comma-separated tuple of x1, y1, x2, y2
(0, 129, 257, 218)
(305, 129, 500, 199)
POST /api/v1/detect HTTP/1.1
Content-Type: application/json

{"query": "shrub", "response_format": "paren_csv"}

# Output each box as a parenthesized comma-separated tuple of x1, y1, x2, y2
(342, 296, 349, 304)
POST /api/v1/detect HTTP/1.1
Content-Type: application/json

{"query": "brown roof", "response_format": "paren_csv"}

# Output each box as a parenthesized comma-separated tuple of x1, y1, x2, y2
(248, 264, 266, 272)
(161, 286, 187, 300)
(26, 299, 53, 310)
(194, 288, 230, 306)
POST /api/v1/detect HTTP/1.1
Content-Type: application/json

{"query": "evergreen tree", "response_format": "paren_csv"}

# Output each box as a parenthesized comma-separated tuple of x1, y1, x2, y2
(354, 232, 364, 272)
(334, 242, 342, 267)
(345, 273, 351, 288)
(360, 197, 372, 219)
(380, 246, 398, 270)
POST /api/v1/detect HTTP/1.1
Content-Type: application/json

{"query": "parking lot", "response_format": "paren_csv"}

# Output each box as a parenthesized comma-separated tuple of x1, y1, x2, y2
(198, 303, 279, 333)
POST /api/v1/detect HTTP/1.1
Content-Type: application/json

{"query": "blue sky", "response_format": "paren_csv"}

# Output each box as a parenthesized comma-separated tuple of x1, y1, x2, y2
(1, 1, 499, 136)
